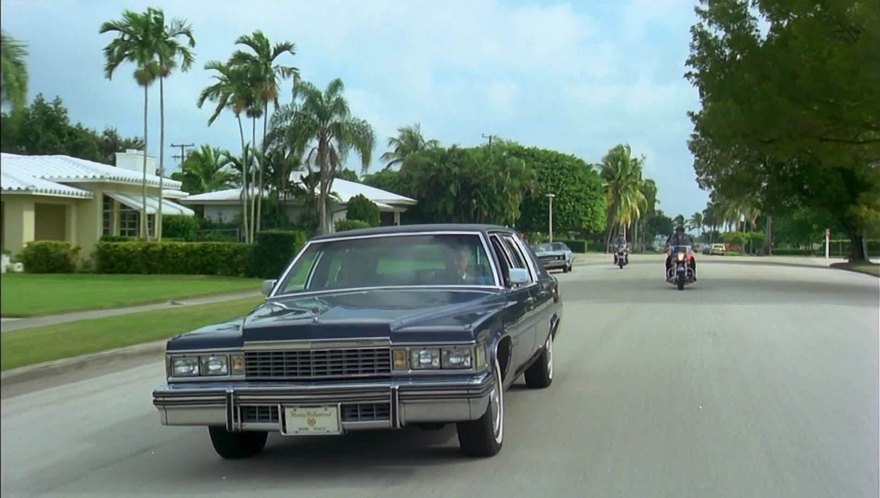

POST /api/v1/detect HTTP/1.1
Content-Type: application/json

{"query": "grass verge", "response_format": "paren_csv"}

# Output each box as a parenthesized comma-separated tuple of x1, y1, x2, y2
(830, 261, 880, 277)
(1, 297, 262, 371)
(1, 274, 261, 317)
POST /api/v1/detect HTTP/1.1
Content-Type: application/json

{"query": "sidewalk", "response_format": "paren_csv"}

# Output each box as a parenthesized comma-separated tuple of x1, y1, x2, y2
(0, 290, 262, 333)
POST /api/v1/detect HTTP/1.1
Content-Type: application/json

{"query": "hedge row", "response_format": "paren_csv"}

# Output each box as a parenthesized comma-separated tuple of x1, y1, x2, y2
(19, 241, 80, 273)
(94, 229, 308, 278)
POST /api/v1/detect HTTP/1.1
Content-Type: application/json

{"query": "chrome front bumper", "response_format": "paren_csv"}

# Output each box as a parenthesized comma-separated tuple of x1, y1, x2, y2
(152, 372, 493, 432)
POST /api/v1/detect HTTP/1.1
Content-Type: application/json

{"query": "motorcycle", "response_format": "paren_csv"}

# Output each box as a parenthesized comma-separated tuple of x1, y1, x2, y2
(666, 245, 696, 290)
(613, 243, 629, 269)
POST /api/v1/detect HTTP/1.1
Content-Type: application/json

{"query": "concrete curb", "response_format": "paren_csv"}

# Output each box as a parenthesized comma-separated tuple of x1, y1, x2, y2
(0, 339, 167, 387)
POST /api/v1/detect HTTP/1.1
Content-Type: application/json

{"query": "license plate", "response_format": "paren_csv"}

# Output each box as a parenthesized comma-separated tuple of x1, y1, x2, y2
(284, 406, 341, 435)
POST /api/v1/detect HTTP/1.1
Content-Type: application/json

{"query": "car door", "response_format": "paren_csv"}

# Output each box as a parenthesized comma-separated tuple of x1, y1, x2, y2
(488, 233, 533, 377)
(497, 232, 544, 367)
(519, 236, 555, 339)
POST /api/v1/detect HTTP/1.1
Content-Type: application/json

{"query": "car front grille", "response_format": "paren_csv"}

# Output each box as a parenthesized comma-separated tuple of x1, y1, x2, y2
(245, 348, 391, 380)
(240, 403, 391, 424)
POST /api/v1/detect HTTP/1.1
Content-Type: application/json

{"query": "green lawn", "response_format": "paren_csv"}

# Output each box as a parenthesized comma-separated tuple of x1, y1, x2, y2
(830, 261, 880, 277)
(1, 297, 262, 371)
(0, 274, 262, 317)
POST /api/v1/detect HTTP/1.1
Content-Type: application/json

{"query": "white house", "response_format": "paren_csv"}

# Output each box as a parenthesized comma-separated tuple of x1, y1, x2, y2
(182, 175, 417, 232)
(1, 151, 193, 255)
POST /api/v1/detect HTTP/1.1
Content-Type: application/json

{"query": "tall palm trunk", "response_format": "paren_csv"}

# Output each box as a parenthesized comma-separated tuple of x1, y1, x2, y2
(237, 116, 249, 243)
(142, 84, 149, 240)
(257, 103, 269, 234)
(157, 76, 165, 241)
(251, 117, 258, 241)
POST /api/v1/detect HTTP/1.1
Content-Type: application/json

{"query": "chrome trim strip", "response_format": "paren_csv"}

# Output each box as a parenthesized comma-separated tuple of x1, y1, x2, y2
(242, 338, 391, 350)
(165, 348, 243, 354)
(225, 389, 234, 432)
(390, 386, 401, 429)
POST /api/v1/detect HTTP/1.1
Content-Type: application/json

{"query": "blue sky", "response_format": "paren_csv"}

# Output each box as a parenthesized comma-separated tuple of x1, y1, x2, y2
(1, 0, 709, 218)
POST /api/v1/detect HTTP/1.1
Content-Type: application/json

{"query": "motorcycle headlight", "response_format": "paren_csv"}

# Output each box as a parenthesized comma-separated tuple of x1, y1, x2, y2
(676, 252, 685, 262)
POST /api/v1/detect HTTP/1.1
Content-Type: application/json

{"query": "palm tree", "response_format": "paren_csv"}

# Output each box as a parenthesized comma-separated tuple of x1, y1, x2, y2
(150, 8, 195, 241)
(380, 123, 440, 170)
(198, 61, 257, 242)
(100, 10, 161, 240)
(688, 211, 704, 238)
(1, 31, 28, 112)
(601, 144, 647, 251)
(170, 144, 237, 195)
(228, 30, 298, 234)
(273, 78, 374, 234)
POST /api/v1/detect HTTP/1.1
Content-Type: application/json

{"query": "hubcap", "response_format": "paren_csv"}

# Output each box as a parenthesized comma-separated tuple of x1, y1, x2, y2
(490, 363, 503, 443)
(546, 335, 554, 379)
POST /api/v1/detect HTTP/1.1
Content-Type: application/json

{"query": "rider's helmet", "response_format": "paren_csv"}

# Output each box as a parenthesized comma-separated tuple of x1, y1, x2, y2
(675, 225, 685, 234)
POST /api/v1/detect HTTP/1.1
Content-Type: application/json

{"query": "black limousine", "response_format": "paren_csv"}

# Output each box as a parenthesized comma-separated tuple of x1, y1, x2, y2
(152, 224, 563, 458)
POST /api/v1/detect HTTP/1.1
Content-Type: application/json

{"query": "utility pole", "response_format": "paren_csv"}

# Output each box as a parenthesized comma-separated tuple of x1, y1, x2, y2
(171, 143, 194, 167)
(482, 133, 497, 147)
(546, 193, 556, 243)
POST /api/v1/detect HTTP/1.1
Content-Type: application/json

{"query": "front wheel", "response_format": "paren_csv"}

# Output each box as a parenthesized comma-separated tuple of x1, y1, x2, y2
(677, 279, 685, 291)
(208, 427, 267, 459)
(564, 263, 572, 273)
(457, 361, 504, 457)
(524, 333, 554, 388)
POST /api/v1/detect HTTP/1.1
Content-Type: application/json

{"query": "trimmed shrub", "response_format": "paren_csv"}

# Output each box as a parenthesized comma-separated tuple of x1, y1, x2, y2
(94, 241, 251, 276)
(771, 248, 816, 256)
(162, 215, 199, 241)
(335, 219, 372, 232)
(19, 241, 80, 273)
(100, 235, 136, 242)
(249, 230, 308, 279)
(345, 194, 381, 227)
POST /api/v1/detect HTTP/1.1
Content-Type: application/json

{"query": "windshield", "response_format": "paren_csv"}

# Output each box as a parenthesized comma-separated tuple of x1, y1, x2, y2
(534, 243, 553, 252)
(276, 233, 496, 294)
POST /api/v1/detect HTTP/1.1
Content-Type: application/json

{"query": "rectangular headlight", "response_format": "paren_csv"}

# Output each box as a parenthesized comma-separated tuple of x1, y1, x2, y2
(441, 346, 473, 369)
(170, 356, 199, 377)
(199, 354, 229, 376)
(410, 348, 441, 369)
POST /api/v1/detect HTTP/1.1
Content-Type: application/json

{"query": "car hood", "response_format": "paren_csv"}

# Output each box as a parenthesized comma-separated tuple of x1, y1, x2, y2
(167, 288, 510, 351)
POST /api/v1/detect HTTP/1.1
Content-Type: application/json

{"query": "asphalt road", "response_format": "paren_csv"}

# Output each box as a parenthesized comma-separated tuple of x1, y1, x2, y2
(2, 255, 878, 498)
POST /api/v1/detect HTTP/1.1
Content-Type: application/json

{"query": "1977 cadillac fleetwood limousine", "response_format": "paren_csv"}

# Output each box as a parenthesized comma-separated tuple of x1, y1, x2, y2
(153, 224, 563, 458)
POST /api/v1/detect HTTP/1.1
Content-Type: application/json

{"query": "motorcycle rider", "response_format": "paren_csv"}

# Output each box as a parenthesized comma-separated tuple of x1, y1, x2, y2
(664, 225, 697, 280)
(613, 234, 628, 264)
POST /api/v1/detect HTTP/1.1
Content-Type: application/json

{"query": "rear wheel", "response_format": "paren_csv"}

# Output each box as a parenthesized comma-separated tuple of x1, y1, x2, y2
(524, 333, 554, 388)
(208, 427, 267, 459)
(457, 361, 504, 457)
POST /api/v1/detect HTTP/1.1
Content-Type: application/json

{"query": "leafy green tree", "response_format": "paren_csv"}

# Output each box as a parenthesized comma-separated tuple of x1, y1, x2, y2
(1, 31, 28, 112)
(171, 144, 238, 195)
(150, 8, 195, 241)
(688, 212, 704, 236)
(346, 194, 381, 227)
(644, 210, 674, 245)
(97, 128, 145, 164)
(601, 144, 647, 247)
(336, 169, 359, 182)
(100, 9, 162, 239)
(686, 0, 880, 260)
(380, 123, 440, 170)
(513, 146, 605, 235)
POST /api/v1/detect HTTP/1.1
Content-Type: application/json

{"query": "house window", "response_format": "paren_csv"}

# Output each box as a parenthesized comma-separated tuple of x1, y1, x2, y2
(146, 214, 156, 238)
(102, 195, 114, 236)
(119, 206, 139, 237)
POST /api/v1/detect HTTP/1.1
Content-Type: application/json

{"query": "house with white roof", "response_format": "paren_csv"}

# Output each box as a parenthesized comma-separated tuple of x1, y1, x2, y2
(1, 150, 192, 255)
(182, 174, 416, 233)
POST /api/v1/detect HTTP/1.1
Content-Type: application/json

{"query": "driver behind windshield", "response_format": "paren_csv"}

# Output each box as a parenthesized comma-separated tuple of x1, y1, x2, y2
(448, 241, 493, 285)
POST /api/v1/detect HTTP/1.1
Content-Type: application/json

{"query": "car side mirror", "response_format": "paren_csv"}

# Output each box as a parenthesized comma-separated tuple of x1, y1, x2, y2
(261, 279, 277, 296)
(508, 268, 530, 286)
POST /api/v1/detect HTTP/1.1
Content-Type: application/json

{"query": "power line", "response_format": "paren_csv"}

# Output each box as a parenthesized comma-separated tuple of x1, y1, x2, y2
(171, 143, 195, 166)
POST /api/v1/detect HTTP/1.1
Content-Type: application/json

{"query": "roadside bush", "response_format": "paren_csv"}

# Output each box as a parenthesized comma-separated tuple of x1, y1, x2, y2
(249, 230, 308, 279)
(100, 235, 136, 242)
(335, 219, 372, 232)
(162, 215, 199, 241)
(346, 195, 381, 227)
(771, 248, 816, 256)
(94, 241, 251, 276)
(19, 241, 80, 273)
